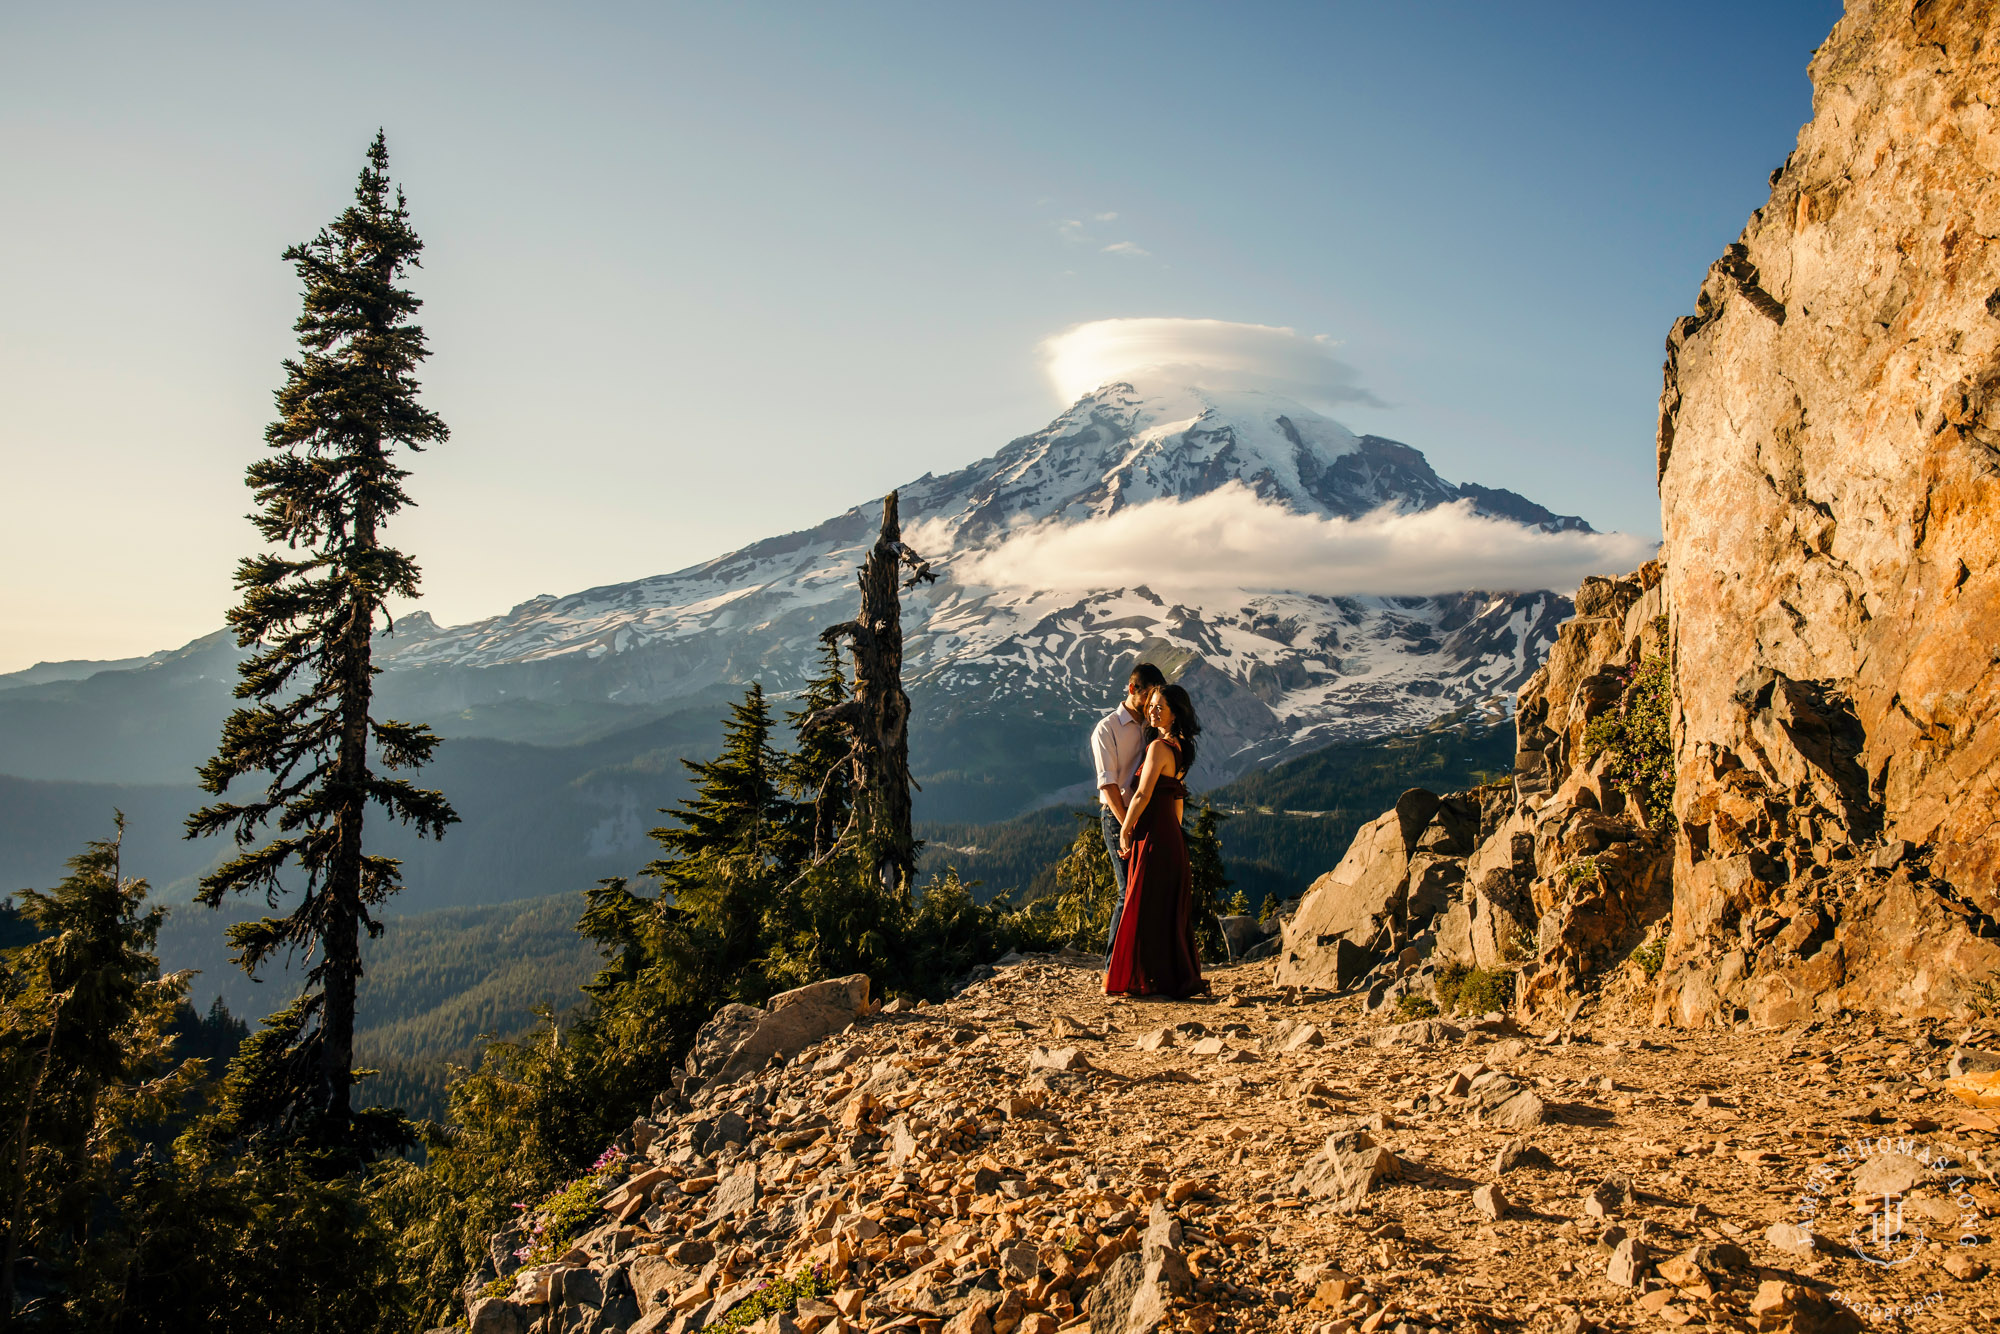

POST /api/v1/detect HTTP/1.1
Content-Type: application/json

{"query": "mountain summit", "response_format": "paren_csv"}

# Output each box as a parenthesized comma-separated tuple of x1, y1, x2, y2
(897, 382, 1591, 539)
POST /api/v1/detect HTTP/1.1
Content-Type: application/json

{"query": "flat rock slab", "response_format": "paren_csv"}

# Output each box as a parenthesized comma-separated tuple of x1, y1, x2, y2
(1366, 1019, 1465, 1047)
(1028, 1045, 1094, 1073)
(1290, 1130, 1400, 1213)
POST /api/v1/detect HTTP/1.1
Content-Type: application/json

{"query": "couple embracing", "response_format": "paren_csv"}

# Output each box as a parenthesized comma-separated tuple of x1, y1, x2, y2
(1089, 663, 1210, 1000)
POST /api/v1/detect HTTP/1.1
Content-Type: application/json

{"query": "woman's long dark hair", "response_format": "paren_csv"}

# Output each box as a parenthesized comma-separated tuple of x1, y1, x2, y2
(1147, 683, 1200, 773)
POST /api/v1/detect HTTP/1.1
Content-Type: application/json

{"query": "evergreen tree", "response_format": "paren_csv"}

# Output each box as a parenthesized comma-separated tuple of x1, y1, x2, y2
(776, 643, 852, 871)
(1050, 812, 1117, 947)
(574, 875, 707, 1102)
(0, 817, 203, 1327)
(650, 683, 780, 870)
(185, 131, 457, 1156)
(111, 1148, 403, 1334)
(165, 997, 251, 1083)
(1187, 803, 1232, 961)
(642, 684, 781, 1002)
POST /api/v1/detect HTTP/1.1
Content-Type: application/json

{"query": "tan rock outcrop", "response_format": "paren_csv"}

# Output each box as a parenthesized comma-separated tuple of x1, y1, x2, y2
(1270, 560, 1675, 1019)
(1656, 0, 2000, 1022)
(681, 974, 873, 1096)
(1274, 789, 1469, 990)
(1270, 550, 1677, 1018)
(1513, 566, 1665, 807)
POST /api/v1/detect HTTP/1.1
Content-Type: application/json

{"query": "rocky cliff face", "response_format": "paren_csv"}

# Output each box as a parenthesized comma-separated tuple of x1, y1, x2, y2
(1271, 569, 1674, 1022)
(1655, 0, 2000, 1024)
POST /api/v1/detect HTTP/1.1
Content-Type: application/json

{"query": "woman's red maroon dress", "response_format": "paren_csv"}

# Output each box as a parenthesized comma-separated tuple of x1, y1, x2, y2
(1105, 745, 1208, 999)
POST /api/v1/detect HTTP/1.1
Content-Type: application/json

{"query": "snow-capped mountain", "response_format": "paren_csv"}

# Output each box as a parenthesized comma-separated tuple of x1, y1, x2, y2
(371, 383, 1579, 814)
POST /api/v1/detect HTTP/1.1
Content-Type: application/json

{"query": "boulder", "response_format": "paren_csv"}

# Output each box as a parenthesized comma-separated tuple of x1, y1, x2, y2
(1748, 1281, 1862, 1334)
(466, 1297, 530, 1334)
(629, 1257, 683, 1314)
(1764, 1222, 1816, 1256)
(682, 975, 871, 1095)
(1947, 1048, 2000, 1078)
(1215, 915, 1268, 961)
(1028, 1046, 1093, 1074)
(886, 1115, 921, 1167)
(1085, 1252, 1145, 1334)
(1275, 810, 1408, 987)
(1605, 1237, 1648, 1288)
(1480, 1089, 1548, 1131)
(685, 1108, 748, 1157)
(1465, 872, 1535, 973)
(946, 1294, 1000, 1334)
(1402, 853, 1464, 922)
(1434, 899, 1474, 967)
(1946, 1068, 2000, 1109)
(1415, 793, 1482, 857)
(1276, 789, 1456, 989)
(1281, 1023, 1324, 1051)
(712, 1163, 760, 1219)
(1142, 1200, 1183, 1259)
(1463, 1071, 1548, 1130)
(1492, 1139, 1553, 1174)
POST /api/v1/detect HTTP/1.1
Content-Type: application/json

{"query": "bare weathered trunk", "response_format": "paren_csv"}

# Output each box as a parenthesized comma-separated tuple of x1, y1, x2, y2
(807, 492, 933, 898)
(322, 504, 375, 1140)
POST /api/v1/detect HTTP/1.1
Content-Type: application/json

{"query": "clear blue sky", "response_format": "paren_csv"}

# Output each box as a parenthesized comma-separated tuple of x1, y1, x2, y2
(0, 1, 1843, 670)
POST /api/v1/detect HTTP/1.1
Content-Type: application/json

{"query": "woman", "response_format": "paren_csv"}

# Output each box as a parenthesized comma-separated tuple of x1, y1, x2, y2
(1104, 683, 1209, 999)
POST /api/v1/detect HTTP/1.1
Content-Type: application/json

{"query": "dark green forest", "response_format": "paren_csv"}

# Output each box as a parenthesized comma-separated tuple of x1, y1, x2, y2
(92, 711, 1508, 1134)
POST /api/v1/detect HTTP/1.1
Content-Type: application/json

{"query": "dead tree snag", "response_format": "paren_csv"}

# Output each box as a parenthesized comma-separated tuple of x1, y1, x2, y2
(805, 491, 934, 897)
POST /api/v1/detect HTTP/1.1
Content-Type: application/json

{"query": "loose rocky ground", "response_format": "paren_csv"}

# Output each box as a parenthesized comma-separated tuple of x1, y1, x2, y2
(469, 958, 2000, 1334)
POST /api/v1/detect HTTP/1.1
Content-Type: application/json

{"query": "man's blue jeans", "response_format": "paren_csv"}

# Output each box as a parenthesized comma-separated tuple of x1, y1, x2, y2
(1101, 810, 1130, 961)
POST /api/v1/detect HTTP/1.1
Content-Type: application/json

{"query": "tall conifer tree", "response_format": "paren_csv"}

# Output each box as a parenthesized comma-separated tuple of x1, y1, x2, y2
(641, 684, 781, 1002)
(186, 131, 457, 1154)
(778, 643, 851, 870)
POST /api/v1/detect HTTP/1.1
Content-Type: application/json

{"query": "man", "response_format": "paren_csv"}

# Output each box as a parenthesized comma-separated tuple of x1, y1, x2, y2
(1091, 661, 1165, 961)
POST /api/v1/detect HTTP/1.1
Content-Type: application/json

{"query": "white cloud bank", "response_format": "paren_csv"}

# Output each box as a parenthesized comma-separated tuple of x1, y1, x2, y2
(1041, 317, 1382, 410)
(951, 484, 1657, 598)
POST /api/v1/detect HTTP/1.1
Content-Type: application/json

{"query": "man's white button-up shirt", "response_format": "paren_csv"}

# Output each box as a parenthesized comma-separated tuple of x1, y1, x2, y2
(1090, 703, 1146, 808)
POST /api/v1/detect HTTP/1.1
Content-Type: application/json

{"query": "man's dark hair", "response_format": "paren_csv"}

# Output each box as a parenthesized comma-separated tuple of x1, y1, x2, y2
(1128, 662, 1166, 691)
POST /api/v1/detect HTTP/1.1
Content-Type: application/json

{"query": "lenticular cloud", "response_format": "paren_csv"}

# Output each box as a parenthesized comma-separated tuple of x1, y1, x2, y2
(1041, 317, 1382, 410)
(952, 484, 1657, 598)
